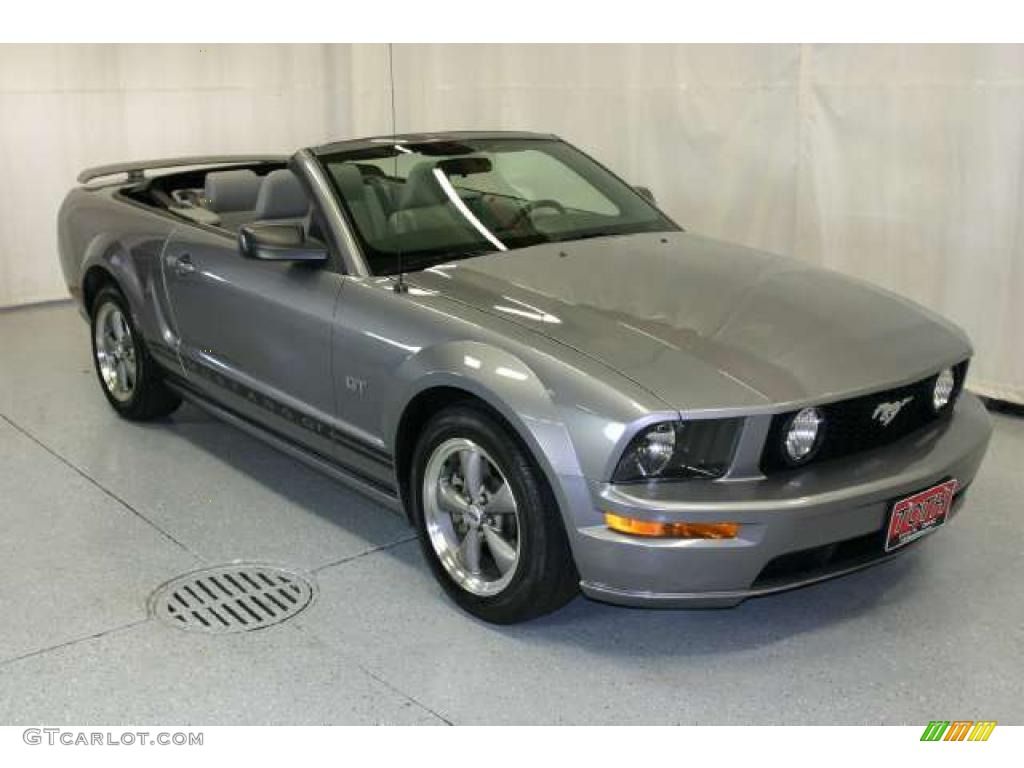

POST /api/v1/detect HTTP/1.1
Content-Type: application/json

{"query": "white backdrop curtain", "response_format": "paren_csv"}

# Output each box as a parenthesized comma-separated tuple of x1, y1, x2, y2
(0, 44, 1021, 403)
(0, 44, 356, 305)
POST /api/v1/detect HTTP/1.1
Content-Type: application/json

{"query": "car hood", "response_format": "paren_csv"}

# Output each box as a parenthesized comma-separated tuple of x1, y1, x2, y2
(410, 231, 972, 413)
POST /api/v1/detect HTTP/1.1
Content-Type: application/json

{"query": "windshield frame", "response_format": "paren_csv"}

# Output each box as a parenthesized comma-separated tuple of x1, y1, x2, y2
(314, 134, 681, 276)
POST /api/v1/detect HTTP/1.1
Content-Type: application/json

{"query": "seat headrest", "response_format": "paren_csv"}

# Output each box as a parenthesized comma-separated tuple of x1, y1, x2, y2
(330, 164, 368, 203)
(254, 169, 309, 220)
(399, 162, 449, 210)
(202, 169, 261, 213)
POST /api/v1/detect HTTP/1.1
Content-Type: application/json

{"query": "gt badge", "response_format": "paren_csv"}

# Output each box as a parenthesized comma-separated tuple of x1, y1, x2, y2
(345, 375, 368, 395)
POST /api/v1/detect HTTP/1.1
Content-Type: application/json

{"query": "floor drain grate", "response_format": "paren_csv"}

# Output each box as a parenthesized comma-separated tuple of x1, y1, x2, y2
(150, 564, 314, 633)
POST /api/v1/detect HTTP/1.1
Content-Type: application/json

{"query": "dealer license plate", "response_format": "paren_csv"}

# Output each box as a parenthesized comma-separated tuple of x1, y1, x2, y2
(885, 479, 958, 552)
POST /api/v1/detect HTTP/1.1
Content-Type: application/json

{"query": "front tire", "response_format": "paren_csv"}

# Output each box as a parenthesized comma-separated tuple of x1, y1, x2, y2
(410, 404, 578, 623)
(90, 285, 181, 421)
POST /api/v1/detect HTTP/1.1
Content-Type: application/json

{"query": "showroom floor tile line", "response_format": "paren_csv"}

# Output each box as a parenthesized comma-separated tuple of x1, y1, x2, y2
(0, 618, 150, 669)
(0, 297, 73, 314)
(312, 533, 419, 574)
(290, 624, 454, 726)
(356, 659, 454, 726)
(0, 413, 198, 558)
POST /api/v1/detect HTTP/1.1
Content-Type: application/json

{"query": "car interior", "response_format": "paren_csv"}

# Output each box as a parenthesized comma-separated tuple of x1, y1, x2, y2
(125, 154, 612, 272)
(127, 164, 314, 235)
(325, 157, 577, 249)
(130, 159, 518, 247)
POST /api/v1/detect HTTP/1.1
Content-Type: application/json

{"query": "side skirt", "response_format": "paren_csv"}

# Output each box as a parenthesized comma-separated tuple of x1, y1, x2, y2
(165, 380, 406, 518)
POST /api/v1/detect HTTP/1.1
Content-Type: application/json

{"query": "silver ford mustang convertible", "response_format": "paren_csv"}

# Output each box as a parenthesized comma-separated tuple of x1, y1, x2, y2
(59, 131, 992, 623)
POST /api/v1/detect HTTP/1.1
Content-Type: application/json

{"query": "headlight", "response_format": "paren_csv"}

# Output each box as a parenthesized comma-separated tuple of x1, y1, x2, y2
(932, 367, 955, 411)
(612, 419, 742, 483)
(630, 422, 676, 477)
(783, 407, 824, 464)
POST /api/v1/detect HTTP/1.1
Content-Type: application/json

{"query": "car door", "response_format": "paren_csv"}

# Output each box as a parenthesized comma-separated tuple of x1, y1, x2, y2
(161, 223, 345, 461)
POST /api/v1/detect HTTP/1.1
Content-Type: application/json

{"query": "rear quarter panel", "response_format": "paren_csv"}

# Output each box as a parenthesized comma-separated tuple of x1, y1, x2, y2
(58, 185, 179, 342)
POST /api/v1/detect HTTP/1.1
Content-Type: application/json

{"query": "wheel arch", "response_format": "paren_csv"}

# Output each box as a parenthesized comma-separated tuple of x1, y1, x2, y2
(81, 263, 119, 313)
(388, 341, 584, 524)
(79, 234, 145, 313)
(78, 229, 170, 343)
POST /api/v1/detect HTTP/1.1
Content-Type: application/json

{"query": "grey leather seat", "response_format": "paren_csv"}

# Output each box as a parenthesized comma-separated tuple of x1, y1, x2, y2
(201, 169, 262, 230)
(330, 164, 388, 239)
(390, 161, 483, 235)
(254, 169, 310, 222)
(390, 162, 459, 234)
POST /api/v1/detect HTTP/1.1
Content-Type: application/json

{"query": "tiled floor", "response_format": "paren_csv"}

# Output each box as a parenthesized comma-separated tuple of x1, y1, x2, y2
(1, 302, 1021, 724)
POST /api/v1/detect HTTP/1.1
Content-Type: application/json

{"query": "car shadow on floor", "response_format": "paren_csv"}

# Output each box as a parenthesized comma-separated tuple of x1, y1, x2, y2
(140, 402, 414, 549)
(372, 531, 923, 658)
(156, 403, 918, 656)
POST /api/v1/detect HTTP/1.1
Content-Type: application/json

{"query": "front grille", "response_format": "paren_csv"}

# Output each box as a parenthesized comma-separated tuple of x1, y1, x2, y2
(760, 361, 968, 474)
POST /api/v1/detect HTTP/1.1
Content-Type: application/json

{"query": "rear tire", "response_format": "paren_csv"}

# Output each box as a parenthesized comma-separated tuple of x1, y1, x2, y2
(90, 285, 181, 421)
(410, 404, 578, 624)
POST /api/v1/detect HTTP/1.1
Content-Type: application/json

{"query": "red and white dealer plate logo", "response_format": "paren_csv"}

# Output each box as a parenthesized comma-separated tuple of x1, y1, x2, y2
(885, 479, 958, 552)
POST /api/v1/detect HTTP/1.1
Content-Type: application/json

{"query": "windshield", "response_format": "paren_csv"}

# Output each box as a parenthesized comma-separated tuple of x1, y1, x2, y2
(317, 137, 678, 275)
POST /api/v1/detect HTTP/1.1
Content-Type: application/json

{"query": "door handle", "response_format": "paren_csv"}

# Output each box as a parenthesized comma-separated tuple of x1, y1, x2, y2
(174, 254, 196, 277)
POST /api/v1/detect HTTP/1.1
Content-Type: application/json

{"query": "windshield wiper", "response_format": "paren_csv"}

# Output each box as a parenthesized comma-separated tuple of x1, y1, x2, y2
(411, 248, 496, 272)
(450, 248, 497, 260)
(549, 230, 627, 244)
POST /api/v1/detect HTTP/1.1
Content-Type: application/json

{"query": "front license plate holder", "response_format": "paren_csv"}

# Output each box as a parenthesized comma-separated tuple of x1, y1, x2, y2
(885, 478, 958, 552)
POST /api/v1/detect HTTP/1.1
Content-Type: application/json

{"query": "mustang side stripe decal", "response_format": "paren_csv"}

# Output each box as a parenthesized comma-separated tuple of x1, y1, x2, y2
(166, 374, 399, 498)
(149, 341, 393, 468)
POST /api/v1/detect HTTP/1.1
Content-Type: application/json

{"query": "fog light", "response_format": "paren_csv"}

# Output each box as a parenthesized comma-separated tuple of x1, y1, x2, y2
(933, 367, 955, 411)
(784, 407, 824, 463)
(605, 513, 740, 539)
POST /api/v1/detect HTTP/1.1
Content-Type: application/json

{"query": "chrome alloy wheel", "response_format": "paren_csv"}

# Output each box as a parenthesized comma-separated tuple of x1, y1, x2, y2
(94, 302, 137, 403)
(422, 437, 521, 596)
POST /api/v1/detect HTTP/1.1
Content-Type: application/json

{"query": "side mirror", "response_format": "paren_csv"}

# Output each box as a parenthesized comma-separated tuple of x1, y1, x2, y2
(238, 222, 328, 263)
(633, 185, 656, 204)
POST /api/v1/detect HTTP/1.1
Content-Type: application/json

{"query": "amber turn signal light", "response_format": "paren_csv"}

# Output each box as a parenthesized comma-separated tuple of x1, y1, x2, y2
(604, 512, 740, 539)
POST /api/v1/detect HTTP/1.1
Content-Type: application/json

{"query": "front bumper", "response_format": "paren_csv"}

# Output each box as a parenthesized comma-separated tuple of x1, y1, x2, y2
(571, 393, 992, 608)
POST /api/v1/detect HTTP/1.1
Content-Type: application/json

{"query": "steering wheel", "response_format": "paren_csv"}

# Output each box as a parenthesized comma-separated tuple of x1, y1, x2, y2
(508, 199, 567, 229)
